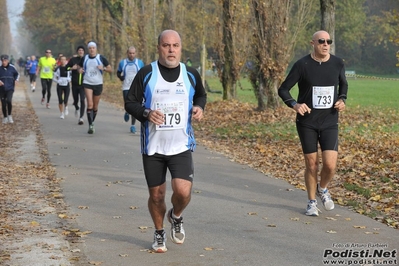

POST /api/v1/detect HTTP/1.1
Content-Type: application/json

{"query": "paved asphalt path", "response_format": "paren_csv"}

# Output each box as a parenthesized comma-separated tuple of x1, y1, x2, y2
(25, 80, 398, 266)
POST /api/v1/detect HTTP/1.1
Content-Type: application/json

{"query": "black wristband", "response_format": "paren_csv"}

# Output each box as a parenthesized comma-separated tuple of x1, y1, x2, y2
(143, 108, 152, 118)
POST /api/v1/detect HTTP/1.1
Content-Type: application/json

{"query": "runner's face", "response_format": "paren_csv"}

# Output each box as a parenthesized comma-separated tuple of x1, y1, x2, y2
(127, 49, 136, 61)
(77, 48, 84, 57)
(88, 46, 97, 56)
(1, 59, 8, 66)
(157, 31, 182, 68)
(60, 57, 67, 66)
(311, 32, 331, 57)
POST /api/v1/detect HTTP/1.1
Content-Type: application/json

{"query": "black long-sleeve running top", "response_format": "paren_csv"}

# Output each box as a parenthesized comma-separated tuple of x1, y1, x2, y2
(278, 54, 348, 127)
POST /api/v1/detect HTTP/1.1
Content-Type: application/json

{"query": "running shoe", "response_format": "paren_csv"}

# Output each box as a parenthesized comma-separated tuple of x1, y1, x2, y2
(88, 124, 95, 134)
(317, 184, 335, 211)
(7, 115, 13, 124)
(60, 113, 65, 119)
(65, 106, 69, 116)
(152, 230, 167, 253)
(305, 200, 320, 216)
(41, 98, 45, 105)
(124, 112, 129, 122)
(167, 208, 185, 244)
(46, 103, 50, 109)
(2, 117, 8, 124)
(130, 125, 136, 134)
(78, 118, 84, 125)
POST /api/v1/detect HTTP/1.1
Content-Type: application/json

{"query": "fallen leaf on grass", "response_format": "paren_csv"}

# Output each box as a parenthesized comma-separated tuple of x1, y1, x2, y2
(369, 195, 381, 201)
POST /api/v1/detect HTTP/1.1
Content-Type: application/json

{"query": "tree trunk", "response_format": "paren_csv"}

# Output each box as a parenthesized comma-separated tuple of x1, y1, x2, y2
(221, 0, 236, 100)
(162, 0, 176, 29)
(265, 78, 280, 108)
(256, 75, 267, 111)
(137, 0, 149, 64)
(250, 0, 310, 110)
(320, 0, 335, 55)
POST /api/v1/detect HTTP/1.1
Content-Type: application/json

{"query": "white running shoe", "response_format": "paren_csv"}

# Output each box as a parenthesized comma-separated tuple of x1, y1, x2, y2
(78, 118, 84, 125)
(60, 113, 65, 119)
(2, 117, 8, 124)
(65, 106, 69, 116)
(152, 230, 167, 253)
(167, 208, 185, 244)
(317, 184, 335, 211)
(7, 115, 13, 124)
(305, 200, 320, 216)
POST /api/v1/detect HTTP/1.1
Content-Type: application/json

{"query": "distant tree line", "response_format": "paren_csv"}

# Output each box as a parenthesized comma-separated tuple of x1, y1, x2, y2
(0, 0, 397, 109)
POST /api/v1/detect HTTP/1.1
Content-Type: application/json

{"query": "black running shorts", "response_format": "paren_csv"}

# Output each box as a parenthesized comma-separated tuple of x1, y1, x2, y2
(83, 84, 103, 96)
(142, 150, 194, 188)
(29, 73, 37, 83)
(296, 122, 338, 154)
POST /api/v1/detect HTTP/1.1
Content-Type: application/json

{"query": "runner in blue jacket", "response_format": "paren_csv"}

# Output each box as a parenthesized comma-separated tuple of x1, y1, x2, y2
(0, 54, 19, 124)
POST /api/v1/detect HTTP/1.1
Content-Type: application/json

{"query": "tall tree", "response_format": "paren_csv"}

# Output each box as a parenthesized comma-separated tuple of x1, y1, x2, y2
(218, 0, 250, 100)
(249, 0, 315, 110)
(320, 0, 336, 54)
(0, 0, 12, 54)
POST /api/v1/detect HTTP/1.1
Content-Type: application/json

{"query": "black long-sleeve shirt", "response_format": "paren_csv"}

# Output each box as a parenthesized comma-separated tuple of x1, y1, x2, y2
(65, 56, 84, 86)
(278, 54, 348, 127)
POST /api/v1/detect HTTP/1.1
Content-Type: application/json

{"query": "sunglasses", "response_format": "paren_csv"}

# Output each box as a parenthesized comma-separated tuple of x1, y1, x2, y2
(315, 38, 333, 45)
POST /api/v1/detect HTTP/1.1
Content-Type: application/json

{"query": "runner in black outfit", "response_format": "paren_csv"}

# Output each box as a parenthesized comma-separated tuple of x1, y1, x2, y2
(66, 46, 86, 125)
(278, 30, 348, 217)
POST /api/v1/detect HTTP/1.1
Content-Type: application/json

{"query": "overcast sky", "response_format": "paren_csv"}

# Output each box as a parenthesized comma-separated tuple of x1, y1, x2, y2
(7, 0, 25, 34)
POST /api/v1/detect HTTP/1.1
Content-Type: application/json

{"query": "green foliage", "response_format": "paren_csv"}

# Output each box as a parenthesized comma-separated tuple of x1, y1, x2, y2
(208, 76, 398, 104)
(22, 0, 89, 55)
(343, 182, 372, 198)
(17, 0, 399, 75)
(335, 0, 367, 65)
